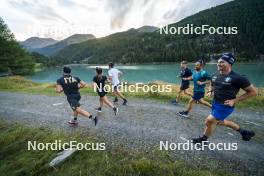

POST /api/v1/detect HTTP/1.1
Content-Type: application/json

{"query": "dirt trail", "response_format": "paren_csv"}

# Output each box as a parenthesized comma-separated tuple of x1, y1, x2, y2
(0, 92, 263, 175)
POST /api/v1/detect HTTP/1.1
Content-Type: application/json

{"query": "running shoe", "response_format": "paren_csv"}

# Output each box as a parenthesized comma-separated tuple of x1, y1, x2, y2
(122, 99, 127, 105)
(95, 107, 102, 112)
(113, 107, 119, 116)
(240, 130, 255, 141)
(191, 136, 208, 144)
(68, 119, 78, 125)
(171, 100, 179, 105)
(178, 111, 189, 118)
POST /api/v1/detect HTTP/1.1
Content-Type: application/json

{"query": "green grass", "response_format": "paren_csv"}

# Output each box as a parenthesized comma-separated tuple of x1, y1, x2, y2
(0, 121, 233, 176)
(0, 76, 263, 109)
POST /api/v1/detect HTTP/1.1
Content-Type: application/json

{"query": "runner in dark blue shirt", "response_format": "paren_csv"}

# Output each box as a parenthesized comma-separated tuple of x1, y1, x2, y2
(92, 67, 118, 115)
(56, 67, 98, 126)
(172, 60, 192, 105)
(192, 53, 257, 143)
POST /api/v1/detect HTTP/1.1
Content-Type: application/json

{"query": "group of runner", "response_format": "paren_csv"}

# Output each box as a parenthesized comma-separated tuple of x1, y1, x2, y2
(56, 63, 127, 126)
(56, 53, 257, 144)
(175, 53, 257, 143)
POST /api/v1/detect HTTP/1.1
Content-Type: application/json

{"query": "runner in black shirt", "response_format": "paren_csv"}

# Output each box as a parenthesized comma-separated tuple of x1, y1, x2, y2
(192, 53, 257, 143)
(172, 60, 192, 105)
(56, 67, 98, 126)
(92, 67, 118, 115)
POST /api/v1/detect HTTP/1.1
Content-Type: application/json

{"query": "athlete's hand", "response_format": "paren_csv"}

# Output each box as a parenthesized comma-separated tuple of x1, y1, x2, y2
(224, 99, 236, 107)
(197, 81, 204, 85)
(206, 91, 212, 97)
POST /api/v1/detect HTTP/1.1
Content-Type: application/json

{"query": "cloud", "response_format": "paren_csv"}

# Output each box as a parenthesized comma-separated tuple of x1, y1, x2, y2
(1, 0, 232, 41)
(105, 0, 134, 29)
(8, 0, 68, 23)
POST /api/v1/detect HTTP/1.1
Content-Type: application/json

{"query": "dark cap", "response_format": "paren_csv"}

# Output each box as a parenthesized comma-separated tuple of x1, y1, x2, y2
(181, 60, 188, 64)
(197, 59, 205, 65)
(63, 66, 71, 74)
(220, 53, 236, 65)
(108, 62, 114, 68)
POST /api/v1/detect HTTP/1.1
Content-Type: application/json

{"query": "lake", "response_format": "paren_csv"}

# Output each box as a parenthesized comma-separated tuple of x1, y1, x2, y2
(27, 63, 264, 87)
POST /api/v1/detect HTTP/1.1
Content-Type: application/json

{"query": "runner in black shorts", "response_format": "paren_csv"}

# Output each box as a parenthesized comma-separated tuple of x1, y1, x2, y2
(56, 67, 98, 125)
(192, 53, 257, 143)
(92, 67, 118, 115)
(172, 60, 192, 105)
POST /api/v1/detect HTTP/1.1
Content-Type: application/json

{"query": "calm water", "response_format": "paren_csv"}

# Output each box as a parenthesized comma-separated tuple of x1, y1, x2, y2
(27, 63, 264, 87)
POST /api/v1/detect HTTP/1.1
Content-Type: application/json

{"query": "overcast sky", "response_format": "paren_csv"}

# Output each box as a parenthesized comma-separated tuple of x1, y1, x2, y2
(0, 0, 232, 41)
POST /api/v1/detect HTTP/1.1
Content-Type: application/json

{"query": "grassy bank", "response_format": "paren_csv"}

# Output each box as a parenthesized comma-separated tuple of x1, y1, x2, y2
(0, 76, 263, 109)
(0, 121, 232, 176)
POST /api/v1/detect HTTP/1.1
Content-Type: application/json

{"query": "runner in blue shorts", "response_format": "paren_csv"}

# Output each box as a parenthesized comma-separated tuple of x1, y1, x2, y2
(192, 53, 257, 143)
(178, 59, 212, 117)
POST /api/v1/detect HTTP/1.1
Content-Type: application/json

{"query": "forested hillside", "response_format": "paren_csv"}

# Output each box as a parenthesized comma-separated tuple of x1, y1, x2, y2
(0, 18, 35, 75)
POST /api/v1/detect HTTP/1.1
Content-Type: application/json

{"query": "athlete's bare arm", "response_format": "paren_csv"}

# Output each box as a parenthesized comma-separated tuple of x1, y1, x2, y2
(108, 75, 113, 82)
(56, 84, 63, 93)
(91, 82, 97, 89)
(206, 80, 213, 97)
(197, 80, 211, 85)
(118, 71, 123, 78)
(183, 76, 193, 81)
(78, 80, 86, 89)
(224, 85, 257, 106)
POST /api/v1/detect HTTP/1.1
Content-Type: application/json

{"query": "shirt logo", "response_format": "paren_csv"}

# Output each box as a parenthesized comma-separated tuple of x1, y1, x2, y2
(224, 77, 231, 83)
(212, 76, 217, 82)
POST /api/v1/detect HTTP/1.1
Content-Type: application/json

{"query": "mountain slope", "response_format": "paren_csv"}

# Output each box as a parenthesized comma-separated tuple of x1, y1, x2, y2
(35, 34, 95, 56)
(137, 26, 159, 33)
(20, 37, 58, 51)
(53, 0, 264, 64)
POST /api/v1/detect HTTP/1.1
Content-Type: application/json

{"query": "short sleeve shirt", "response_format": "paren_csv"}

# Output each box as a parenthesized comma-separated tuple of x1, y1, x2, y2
(211, 71, 251, 103)
(57, 75, 81, 96)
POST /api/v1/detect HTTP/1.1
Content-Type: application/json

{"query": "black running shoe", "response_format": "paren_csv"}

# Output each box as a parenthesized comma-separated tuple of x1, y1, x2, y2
(113, 97, 118, 103)
(171, 100, 178, 105)
(95, 107, 102, 112)
(113, 107, 118, 115)
(122, 99, 127, 105)
(241, 130, 255, 141)
(192, 136, 208, 144)
(178, 111, 189, 118)
(93, 116, 98, 126)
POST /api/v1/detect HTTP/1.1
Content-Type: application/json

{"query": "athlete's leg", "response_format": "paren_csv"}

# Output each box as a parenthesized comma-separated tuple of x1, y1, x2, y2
(176, 90, 183, 102)
(183, 89, 192, 97)
(198, 99, 212, 108)
(99, 97, 104, 108)
(204, 114, 219, 137)
(217, 120, 240, 130)
(186, 98, 196, 113)
(73, 110, 78, 120)
(75, 107, 92, 118)
(102, 96, 114, 108)
(115, 90, 126, 100)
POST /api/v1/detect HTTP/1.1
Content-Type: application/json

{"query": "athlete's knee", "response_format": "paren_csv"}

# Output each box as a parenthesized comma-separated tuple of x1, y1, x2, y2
(75, 107, 82, 113)
(205, 117, 216, 127)
(216, 120, 225, 126)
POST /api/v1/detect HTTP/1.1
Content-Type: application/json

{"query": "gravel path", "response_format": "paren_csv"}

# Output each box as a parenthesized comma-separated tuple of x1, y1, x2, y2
(0, 92, 264, 175)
